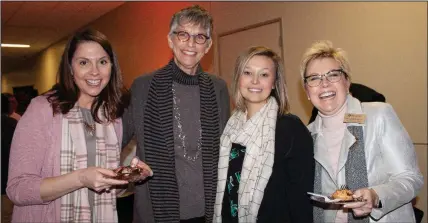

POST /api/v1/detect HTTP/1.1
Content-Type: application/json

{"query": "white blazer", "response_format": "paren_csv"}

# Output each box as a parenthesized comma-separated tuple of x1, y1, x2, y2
(308, 95, 424, 223)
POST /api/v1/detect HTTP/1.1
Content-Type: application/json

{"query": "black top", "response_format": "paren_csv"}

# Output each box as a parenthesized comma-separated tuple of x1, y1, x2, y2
(222, 143, 246, 222)
(249, 114, 314, 222)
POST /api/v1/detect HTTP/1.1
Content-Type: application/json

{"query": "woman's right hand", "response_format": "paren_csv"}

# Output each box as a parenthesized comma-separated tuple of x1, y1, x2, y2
(78, 167, 128, 192)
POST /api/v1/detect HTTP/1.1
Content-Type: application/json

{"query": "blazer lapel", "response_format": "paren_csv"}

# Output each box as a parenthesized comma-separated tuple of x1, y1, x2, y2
(338, 95, 366, 175)
(337, 129, 356, 175)
(313, 133, 338, 185)
(310, 116, 336, 183)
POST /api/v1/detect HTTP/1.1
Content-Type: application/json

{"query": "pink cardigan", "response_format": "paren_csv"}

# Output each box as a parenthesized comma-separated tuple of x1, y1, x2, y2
(6, 96, 123, 223)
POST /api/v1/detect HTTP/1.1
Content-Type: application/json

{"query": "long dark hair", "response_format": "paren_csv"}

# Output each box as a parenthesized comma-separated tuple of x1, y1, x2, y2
(46, 29, 129, 123)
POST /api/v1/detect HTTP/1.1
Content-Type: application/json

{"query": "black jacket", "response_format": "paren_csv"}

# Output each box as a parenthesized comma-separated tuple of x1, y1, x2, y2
(257, 114, 314, 223)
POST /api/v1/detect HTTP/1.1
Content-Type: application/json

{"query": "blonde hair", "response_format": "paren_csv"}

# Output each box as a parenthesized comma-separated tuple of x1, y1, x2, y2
(232, 46, 290, 115)
(300, 40, 352, 83)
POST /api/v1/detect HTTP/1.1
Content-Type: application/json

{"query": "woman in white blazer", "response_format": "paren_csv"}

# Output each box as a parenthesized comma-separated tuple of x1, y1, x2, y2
(300, 40, 423, 223)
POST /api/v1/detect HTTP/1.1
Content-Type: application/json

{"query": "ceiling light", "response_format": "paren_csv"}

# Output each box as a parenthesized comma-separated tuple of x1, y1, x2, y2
(1, 43, 30, 48)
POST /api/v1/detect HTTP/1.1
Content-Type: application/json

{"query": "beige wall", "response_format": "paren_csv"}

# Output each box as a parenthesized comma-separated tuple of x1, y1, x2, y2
(212, 2, 427, 141)
(416, 144, 428, 223)
(32, 40, 66, 94)
(2, 71, 36, 94)
(3, 2, 426, 221)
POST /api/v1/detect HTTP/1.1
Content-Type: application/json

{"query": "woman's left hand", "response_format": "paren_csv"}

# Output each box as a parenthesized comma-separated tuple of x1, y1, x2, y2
(343, 188, 379, 217)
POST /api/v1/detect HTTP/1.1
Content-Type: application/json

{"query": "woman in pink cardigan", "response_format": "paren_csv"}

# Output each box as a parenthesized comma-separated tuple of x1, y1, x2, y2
(6, 29, 152, 223)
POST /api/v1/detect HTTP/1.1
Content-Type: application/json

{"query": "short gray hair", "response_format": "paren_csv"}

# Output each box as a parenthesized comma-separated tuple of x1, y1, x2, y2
(169, 5, 213, 37)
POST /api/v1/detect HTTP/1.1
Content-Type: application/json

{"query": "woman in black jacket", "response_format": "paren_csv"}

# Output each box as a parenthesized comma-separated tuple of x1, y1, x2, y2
(213, 46, 314, 222)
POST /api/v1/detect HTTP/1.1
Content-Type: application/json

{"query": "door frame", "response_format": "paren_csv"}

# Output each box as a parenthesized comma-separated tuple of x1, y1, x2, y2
(216, 17, 284, 78)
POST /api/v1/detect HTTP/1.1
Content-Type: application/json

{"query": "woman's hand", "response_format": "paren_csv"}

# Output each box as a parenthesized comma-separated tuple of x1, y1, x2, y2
(78, 167, 128, 192)
(129, 156, 153, 182)
(343, 188, 379, 217)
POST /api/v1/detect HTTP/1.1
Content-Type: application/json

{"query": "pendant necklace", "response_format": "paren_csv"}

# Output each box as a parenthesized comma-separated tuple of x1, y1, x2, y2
(172, 87, 202, 162)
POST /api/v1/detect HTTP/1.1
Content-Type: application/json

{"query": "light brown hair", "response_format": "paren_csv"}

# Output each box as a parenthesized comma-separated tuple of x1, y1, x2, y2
(232, 46, 290, 115)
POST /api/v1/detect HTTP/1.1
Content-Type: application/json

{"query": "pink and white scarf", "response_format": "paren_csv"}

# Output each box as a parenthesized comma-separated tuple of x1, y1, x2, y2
(60, 105, 120, 223)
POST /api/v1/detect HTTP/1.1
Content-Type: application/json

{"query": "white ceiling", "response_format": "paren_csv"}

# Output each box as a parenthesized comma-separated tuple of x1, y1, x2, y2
(1, 1, 125, 73)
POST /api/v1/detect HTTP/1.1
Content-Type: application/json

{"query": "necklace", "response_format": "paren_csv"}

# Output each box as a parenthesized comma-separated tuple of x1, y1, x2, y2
(83, 121, 96, 136)
(81, 108, 96, 136)
(172, 87, 202, 162)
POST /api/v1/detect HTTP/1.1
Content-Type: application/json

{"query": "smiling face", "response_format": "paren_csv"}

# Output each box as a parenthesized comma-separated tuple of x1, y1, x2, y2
(239, 55, 276, 112)
(71, 41, 112, 108)
(167, 22, 212, 75)
(304, 57, 350, 116)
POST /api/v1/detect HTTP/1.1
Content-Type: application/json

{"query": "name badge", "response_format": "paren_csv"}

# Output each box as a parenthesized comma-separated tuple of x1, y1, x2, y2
(343, 113, 366, 124)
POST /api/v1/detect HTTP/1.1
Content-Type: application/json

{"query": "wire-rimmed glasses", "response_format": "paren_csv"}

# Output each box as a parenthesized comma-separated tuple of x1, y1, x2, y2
(304, 69, 347, 87)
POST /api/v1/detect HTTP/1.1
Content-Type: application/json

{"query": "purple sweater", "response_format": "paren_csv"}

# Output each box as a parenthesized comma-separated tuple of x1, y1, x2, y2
(6, 96, 123, 223)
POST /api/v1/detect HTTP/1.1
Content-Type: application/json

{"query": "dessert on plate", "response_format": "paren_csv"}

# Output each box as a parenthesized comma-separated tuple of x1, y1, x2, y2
(112, 165, 142, 182)
(331, 187, 354, 201)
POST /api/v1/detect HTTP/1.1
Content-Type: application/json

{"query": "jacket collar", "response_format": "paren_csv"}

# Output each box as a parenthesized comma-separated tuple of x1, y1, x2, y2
(307, 94, 365, 135)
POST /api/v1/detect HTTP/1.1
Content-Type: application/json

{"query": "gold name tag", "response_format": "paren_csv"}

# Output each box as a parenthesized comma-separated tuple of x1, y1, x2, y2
(343, 113, 366, 124)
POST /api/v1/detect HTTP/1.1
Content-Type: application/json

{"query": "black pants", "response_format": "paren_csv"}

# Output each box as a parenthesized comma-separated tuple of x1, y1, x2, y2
(180, 216, 205, 223)
(117, 196, 204, 223)
(117, 194, 134, 223)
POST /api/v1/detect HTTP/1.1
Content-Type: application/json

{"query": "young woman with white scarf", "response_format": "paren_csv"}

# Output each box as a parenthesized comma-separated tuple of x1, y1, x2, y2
(213, 46, 315, 223)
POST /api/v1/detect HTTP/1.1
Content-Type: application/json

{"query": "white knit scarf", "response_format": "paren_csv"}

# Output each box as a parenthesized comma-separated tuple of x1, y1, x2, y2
(60, 105, 120, 223)
(214, 97, 278, 223)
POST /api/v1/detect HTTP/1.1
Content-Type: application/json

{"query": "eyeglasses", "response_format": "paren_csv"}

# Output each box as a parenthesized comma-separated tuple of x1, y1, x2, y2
(304, 69, 347, 87)
(172, 31, 210, 44)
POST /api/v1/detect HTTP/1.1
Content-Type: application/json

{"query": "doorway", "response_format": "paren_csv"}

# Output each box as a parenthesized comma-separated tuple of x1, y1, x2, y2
(217, 18, 283, 110)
